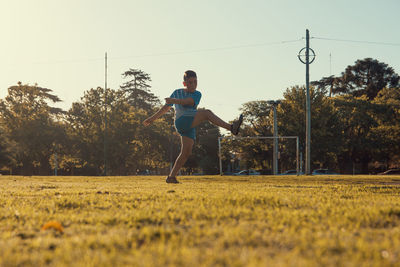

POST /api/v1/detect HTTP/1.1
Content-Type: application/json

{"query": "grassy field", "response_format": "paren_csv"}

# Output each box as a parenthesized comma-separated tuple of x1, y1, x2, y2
(1, 175, 400, 267)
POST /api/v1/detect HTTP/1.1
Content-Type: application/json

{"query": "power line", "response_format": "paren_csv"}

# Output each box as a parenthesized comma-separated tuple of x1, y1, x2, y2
(312, 36, 400, 47)
(29, 38, 304, 65)
(25, 36, 400, 66)
(33, 57, 104, 65)
(111, 38, 304, 60)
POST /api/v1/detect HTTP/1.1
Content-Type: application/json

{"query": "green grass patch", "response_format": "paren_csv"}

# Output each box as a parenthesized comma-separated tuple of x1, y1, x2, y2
(1, 175, 400, 266)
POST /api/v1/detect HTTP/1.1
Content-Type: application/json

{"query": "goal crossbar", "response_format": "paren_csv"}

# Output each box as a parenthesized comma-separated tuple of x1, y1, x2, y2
(218, 136, 300, 176)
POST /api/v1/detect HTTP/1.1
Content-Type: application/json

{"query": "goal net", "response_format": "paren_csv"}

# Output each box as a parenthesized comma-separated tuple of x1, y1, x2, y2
(218, 136, 300, 175)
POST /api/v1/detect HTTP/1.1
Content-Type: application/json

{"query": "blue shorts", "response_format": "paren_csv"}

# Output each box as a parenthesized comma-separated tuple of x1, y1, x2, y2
(175, 116, 196, 140)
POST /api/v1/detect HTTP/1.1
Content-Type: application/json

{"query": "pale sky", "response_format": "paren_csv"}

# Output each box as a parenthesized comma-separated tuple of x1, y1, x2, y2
(1, 0, 399, 123)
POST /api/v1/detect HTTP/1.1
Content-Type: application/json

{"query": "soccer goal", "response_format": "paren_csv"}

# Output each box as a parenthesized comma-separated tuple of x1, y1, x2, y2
(218, 136, 300, 176)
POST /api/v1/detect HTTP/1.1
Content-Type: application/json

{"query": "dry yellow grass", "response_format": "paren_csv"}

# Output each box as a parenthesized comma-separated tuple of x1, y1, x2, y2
(1, 175, 400, 266)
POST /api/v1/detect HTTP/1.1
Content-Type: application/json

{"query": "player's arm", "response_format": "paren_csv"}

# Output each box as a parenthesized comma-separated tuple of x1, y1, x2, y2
(143, 104, 171, 126)
(165, 97, 195, 106)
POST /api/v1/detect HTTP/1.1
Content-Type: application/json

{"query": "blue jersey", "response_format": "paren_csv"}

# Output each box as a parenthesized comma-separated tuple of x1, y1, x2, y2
(167, 89, 202, 119)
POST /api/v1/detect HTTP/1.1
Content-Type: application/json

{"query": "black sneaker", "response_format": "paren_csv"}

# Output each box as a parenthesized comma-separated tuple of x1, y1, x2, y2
(231, 114, 243, 135)
(166, 176, 180, 184)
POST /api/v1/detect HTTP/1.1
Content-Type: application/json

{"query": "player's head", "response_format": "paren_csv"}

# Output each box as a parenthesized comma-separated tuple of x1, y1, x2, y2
(183, 70, 197, 92)
(183, 70, 197, 81)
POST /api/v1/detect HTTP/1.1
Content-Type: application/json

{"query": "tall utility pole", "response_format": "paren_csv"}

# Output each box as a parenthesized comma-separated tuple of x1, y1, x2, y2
(298, 29, 315, 175)
(305, 30, 311, 175)
(104, 52, 108, 176)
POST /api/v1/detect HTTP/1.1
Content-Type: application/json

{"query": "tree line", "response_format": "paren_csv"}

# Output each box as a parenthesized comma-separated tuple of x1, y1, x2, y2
(0, 69, 220, 175)
(1, 58, 399, 175)
(224, 58, 400, 174)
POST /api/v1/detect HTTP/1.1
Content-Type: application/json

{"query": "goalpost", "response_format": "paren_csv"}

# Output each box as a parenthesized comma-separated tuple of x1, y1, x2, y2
(218, 136, 300, 176)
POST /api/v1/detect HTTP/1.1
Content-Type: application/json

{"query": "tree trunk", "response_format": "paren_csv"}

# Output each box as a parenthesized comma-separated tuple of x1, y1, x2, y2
(22, 160, 34, 176)
(361, 156, 370, 174)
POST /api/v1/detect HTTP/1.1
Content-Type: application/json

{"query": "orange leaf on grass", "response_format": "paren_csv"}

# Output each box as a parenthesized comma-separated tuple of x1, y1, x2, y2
(41, 221, 64, 233)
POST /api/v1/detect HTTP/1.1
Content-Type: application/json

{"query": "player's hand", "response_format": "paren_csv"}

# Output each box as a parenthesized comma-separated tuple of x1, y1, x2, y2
(142, 118, 153, 126)
(165, 98, 174, 105)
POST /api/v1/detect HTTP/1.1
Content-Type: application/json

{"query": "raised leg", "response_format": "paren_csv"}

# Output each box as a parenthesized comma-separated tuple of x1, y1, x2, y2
(191, 109, 231, 131)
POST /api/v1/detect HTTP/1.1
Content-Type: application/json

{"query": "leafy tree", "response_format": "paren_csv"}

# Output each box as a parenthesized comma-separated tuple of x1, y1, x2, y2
(331, 94, 400, 173)
(64, 86, 176, 175)
(120, 69, 160, 112)
(237, 86, 342, 173)
(238, 102, 274, 171)
(65, 87, 105, 175)
(122, 106, 176, 175)
(369, 87, 400, 169)
(312, 58, 400, 100)
(0, 82, 64, 175)
(0, 125, 15, 171)
(311, 58, 400, 173)
(241, 100, 273, 136)
(279, 86, 343, 171)
(185, 121, 221, 174)
(310, 75, 338, 97)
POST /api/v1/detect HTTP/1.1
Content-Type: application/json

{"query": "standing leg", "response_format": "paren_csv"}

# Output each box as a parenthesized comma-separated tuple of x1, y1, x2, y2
(167, 136, 194, 183)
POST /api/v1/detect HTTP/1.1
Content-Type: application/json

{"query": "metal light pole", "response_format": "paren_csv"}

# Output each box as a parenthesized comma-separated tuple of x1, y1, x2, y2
(267, 100, 281, 175)
(298, 29, 316, 175)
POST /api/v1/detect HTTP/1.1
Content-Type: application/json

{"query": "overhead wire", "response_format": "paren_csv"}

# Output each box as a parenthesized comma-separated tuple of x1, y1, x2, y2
(23, 36, 400, 65)
(111, 38, 304, 60)
(312, 37, 400, 47)
(31, 38, 304, 65)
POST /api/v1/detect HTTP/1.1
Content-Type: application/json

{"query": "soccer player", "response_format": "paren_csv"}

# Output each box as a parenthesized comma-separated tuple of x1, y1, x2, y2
(143, 70, 243, 183)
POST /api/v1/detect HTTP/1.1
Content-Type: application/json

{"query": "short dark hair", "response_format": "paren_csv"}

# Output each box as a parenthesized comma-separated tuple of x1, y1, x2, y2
(183, 70, 197, 81)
